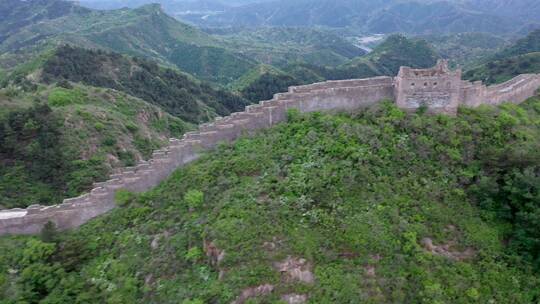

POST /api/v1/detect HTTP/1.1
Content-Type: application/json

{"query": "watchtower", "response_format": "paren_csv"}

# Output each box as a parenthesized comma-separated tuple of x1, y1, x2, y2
(394, 60, 462, 114)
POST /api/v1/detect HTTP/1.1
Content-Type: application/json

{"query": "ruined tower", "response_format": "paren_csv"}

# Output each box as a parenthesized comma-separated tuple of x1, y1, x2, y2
(394, 60, 462, 114)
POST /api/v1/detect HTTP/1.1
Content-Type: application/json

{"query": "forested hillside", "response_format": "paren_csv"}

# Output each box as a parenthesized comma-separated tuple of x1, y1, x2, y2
(465, 53, 540, 84)
(236, 35, 439, 103)
(1, 98, 539, 302)
(492, 29, 540, 60)
(209, 27, 366, 67)
(1, 0, 540, 302)
(41, 46, 249, 123)
(465, 29, 540, 84)
(0, 0, 257, 84)
(424, 32, 507, 66)
(0, 84, 188, 209)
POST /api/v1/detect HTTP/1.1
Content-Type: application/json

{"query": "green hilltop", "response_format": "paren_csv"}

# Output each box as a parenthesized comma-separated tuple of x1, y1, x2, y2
(1, 1, 540, 302)
(40, 46, 250, 123)
(1, 98, 540, 302)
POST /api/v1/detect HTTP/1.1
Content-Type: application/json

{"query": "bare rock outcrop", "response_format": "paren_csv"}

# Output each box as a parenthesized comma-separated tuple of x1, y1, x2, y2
(204, 240, 226, 266)
(231, 284, 274, 304)
(281, 294, 308, 304)
(150, 231, 171, 250)
(421, 238, 475, 261)
(274, 256, 315, 284)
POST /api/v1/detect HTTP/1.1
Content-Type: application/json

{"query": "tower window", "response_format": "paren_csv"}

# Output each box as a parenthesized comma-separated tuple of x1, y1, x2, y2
(411, 83, 415, 87)
(433, 82, 438, 86)
(424, 82, 428, 86)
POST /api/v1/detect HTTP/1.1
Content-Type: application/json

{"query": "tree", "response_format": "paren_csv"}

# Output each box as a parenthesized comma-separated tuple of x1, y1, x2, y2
(41, 221, 59, 243)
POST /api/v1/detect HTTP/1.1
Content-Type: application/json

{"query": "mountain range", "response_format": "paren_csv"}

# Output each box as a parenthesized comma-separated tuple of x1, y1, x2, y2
(1, 0, 375, 85)
(0, 0, 256, 84)
(1, 0, 540, 302)
(146, 0, 540, 36)
(0, 0, 447, 210)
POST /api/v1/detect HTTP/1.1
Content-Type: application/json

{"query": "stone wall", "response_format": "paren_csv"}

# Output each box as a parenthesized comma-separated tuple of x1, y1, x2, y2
(461, 74, 540, 107)
(1, 70, 539, 236)
(0, 77, 395, 235)
(485, 74, 540, 105)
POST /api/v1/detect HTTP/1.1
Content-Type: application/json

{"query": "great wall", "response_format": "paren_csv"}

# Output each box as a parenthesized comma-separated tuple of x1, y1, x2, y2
(1, 60, 539, 235)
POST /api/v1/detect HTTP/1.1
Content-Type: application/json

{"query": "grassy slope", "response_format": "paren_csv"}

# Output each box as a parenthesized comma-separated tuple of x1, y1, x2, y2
(0, 83, 190, 209)
(1, 99, 539, 303)
(228, 64, 301, 103)
(228, 64, 286, 92)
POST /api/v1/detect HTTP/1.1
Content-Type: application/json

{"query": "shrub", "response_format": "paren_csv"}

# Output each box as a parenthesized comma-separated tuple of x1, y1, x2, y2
(133, 135, 158, 159)
(118, 150, 136, 166)
(125, 122, 138, 133)
(115, 189, 135, 207)
(94, 122, 105, 131)
(182, 299, 204, 304)
(101, 137, 116, 147)
(184, 189, 204, 211)
(185, 247, 203, 263)
(48, 87, 86, 107)
(40, 221, 59, 243)
(56, 80, 73, 89)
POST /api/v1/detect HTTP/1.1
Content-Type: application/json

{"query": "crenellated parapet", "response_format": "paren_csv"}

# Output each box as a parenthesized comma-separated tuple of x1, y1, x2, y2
(0, 77, 395, 235)
(1, 66, 539, 235)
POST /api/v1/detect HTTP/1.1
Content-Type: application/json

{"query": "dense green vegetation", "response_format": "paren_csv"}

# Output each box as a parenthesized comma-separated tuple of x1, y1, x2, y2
(464, 52, 540, 84)
(424, 33, 507, 66)
(492, 29, 540, 60)
(237, 70, 301, 103)
(0, 0, 256, 85)
(235, 35, 439, 102)
(210, 27, 366, 68)
(0, 84, 188, 209)
(41, 46, 249, 123)
(2, 97, 540, 302)
(0, 104, 78, 208)
(464, 29, 540, 84)
(2, 2, 540, 303)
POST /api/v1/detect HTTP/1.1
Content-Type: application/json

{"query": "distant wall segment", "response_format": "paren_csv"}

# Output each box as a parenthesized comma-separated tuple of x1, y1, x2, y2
(1, 65, 539, 235)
